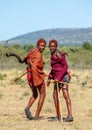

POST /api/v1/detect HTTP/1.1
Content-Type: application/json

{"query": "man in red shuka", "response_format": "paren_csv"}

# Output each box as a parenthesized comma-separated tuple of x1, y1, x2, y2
(47, 39, 73, 122)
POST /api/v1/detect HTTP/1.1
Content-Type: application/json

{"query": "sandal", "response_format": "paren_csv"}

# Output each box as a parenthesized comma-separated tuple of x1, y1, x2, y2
(25, 108, 33, 120)
(63, 116, 73, 122)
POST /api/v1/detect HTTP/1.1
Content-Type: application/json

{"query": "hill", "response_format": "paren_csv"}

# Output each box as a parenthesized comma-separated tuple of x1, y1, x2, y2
(1, 27, 92, 46)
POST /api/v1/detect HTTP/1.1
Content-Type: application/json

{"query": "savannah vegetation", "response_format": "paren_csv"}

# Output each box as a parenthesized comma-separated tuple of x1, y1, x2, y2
(0, 41, 92, 71)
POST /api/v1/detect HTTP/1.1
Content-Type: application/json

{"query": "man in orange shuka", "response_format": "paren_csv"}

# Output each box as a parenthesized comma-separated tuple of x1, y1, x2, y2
(23, 38, 46, 120)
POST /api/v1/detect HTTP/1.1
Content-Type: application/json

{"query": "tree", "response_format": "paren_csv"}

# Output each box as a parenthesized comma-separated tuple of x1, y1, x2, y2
(12, 43, 22, 49)
(82, 41, 92, 50)
(23, 44, 34, 52)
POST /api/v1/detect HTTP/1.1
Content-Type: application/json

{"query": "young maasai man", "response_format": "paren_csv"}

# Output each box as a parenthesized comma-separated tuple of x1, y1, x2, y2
(23, 38, 46, 120)
(47, 39, 73, 122)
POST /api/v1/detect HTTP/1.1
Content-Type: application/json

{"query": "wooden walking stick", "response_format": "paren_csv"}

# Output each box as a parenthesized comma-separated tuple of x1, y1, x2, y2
(50, 79, 69, 85)
(55, 82, 61, 121)
(14, 72, 27, 82)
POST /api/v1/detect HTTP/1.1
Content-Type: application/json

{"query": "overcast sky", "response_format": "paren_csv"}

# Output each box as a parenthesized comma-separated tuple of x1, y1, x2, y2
(0, 0, 92, 41)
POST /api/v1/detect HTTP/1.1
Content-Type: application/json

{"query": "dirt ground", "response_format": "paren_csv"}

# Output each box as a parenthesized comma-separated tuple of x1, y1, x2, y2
(0, 69, 92, 130)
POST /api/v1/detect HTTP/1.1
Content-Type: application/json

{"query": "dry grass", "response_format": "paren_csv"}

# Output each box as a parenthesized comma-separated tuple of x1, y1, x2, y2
(0, 69, 92, 130)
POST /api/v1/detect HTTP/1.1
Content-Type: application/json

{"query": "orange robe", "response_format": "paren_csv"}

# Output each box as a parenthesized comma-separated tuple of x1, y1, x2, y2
(24, 48, 46, 87)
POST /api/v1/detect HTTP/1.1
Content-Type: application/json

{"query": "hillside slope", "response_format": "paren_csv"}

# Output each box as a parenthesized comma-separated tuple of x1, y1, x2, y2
(2, 27, 92, 46)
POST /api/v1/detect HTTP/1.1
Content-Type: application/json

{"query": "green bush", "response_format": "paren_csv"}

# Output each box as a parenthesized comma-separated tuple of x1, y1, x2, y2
(82, 41, 92, 50)
(0, 73, 6, 80)
(23, 44, 34, 52)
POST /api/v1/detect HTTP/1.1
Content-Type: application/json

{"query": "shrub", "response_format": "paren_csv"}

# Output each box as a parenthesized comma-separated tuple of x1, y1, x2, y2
(82, 41, 92, 50)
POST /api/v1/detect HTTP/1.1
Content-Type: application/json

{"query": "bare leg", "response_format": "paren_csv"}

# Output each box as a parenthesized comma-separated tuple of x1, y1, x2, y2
(62, 84, 72, 116)
(62, 84, 73, 122)
(27, 97, 36, 108)
(25, 87, 38, 120)
(35, 84, 46, 117)
(26, 87, 38, 109)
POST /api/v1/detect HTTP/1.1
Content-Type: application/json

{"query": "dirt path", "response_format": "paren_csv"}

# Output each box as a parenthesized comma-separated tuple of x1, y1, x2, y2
(0, 69, 92, 130)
